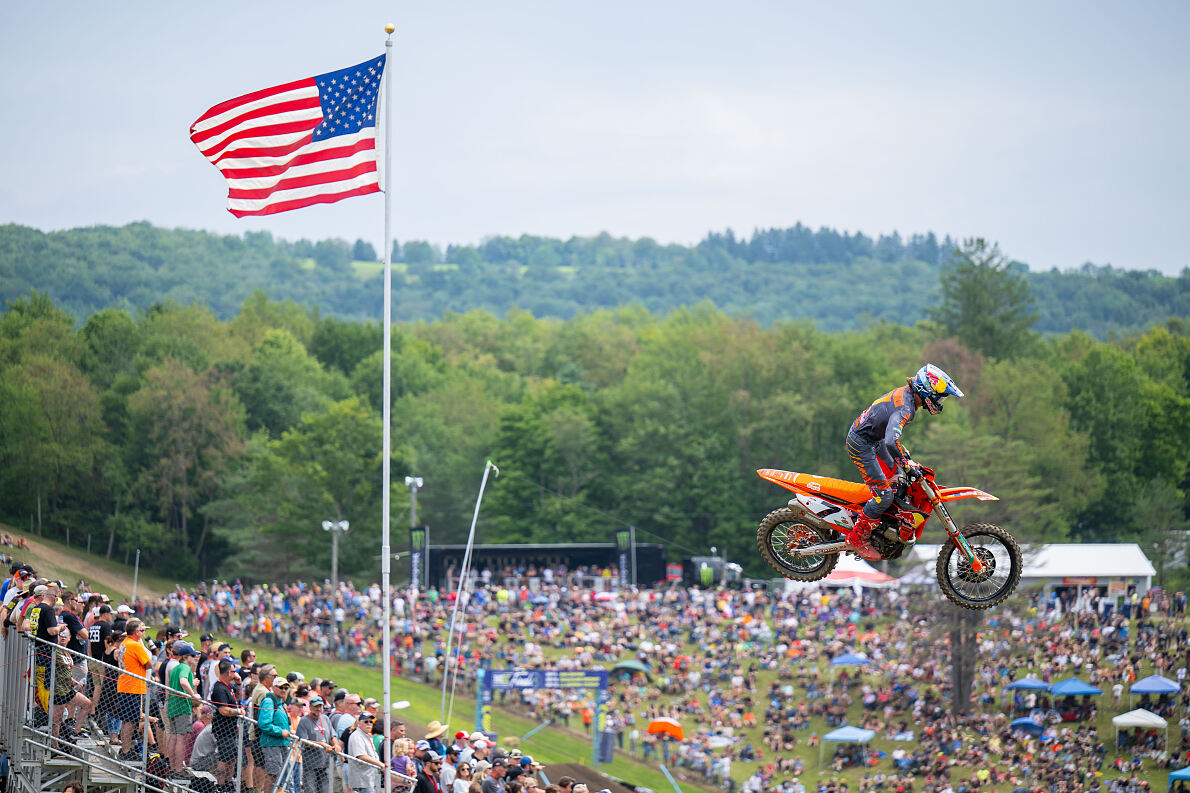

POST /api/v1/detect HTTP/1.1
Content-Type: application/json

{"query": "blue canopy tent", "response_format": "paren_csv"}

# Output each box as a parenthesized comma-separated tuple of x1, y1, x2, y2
(821, 726, 876, 766)
(1131, 674, 1180, 708)
(1050, 678, 1103, 697)
(830, 653, 871, 666)
(1002, 676, 1050, 704)
(1168, 765, 1190, 791)
(1010, 717, 1045, 735)
(1004, 677, 1051, 691)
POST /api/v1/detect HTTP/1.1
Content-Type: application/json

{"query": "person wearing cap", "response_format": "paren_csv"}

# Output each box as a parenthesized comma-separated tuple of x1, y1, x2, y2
(0, 568, 33, 639)
(460, 731, 484, 765)
(210, 658, 246, 785)
(166, 640, 201, 775)
(415, 750, 444, 793)
(346, 712, 383, 793)
(480, 757, 507, 793)
(297, 694, 338, 793)
(87, 603, 114, 728)
(451, 731, 469, 756)
(258, 676, 293, 792)
(251, 664, 280, 785)
(112, 603, 133, 635)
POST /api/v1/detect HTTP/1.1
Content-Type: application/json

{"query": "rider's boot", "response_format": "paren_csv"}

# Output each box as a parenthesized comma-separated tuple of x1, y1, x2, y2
(846, 514, 883, 562)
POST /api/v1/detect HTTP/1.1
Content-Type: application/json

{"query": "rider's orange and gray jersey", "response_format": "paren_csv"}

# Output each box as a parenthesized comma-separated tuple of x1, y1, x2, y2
(849, 385, 917, 472)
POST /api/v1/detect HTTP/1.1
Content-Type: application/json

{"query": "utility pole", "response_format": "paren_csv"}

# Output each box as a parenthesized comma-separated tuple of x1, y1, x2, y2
(321, 520, 350, 591)
(405, 476, 425, 588)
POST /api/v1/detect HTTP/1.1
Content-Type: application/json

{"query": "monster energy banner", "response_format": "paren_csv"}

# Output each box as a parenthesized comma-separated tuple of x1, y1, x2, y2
(409, 526, 427, 591)
(615, 529, 630, 587)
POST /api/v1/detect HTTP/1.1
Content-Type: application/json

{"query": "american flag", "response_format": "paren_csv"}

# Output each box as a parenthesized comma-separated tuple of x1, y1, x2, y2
(190, 55, 386, 217)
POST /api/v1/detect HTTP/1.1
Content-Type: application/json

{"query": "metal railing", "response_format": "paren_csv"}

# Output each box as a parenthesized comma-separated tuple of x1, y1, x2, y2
(0, 630, 415, 793)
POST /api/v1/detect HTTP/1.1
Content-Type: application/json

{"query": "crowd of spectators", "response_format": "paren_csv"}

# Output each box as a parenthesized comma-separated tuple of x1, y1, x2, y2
(4, 556, 1190, 793)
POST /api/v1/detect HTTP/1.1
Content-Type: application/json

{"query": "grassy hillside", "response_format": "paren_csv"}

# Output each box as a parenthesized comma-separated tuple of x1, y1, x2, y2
(1, 523, 172, 599)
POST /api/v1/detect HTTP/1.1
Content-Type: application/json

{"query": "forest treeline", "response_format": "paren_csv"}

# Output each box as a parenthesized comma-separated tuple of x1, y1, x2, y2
(2, 247, 1189, 586)
(1, 222, 1188, 336)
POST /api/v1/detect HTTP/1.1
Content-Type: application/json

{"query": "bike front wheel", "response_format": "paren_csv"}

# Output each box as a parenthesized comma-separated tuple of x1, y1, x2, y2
(936, 523, 1022, 610)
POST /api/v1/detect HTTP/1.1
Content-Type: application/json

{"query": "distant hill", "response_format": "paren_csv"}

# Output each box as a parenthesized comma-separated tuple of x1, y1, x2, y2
(1, 221, 1186, 335)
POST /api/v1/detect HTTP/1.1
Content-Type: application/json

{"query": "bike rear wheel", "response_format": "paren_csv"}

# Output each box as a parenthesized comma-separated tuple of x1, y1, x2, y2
(936, 523, 1021, 610)
(757, 507, 839, 581)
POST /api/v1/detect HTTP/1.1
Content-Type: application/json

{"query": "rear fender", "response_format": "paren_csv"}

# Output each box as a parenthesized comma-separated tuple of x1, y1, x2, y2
(757, 468, 803, 494)
(936, 486, 998, 503)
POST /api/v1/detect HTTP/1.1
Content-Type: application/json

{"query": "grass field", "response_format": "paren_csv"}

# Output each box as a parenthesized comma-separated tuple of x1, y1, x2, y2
(211, 636, 704, 793)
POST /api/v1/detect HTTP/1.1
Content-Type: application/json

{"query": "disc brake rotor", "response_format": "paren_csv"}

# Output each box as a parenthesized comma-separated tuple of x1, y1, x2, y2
(772, 523, 823, 571)
(956, 546, 996, 583)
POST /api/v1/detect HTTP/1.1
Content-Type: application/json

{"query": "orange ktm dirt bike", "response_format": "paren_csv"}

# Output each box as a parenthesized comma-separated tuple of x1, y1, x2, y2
(756, 463, 1022, 610)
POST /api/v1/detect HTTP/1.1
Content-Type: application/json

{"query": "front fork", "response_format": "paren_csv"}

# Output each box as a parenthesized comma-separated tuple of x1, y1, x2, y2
(920, 479, 983, 572)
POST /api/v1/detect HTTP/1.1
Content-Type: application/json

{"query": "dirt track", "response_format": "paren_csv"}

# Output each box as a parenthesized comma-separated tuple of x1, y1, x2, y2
(7, 533, 165, 600)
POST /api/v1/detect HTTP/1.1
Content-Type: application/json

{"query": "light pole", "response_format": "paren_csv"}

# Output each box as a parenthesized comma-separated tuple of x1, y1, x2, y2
(404, 476, 425, 589)
(321, 519, 350, 591)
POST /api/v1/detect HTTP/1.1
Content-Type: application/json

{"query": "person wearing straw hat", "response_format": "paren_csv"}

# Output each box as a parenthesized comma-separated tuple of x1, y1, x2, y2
(423, 721, 448, 756)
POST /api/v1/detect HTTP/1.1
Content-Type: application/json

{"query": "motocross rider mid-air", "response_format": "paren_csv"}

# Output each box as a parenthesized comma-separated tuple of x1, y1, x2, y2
(844, 363, 964, 561)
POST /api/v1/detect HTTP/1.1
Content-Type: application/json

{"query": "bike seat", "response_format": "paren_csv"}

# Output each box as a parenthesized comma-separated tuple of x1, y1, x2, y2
(757, 469, 871, 506)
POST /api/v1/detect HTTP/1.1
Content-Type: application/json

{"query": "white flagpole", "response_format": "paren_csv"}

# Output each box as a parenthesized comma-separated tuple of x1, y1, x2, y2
(441, 460, 498, 722)
(381, 20, 395, 793)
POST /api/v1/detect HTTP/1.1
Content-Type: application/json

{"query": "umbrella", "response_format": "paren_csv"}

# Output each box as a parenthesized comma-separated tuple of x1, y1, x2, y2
(612, 659, 652, 678)
(531, 594, 550, 605)
(592, 591, 617, 602)
(830, 652, 871, 667)
(1010, 717, 1045, 735)
(647, 717, 684, 741)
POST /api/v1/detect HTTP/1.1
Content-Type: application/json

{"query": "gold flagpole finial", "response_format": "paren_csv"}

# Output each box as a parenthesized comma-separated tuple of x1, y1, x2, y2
(384, 23, 395, 34)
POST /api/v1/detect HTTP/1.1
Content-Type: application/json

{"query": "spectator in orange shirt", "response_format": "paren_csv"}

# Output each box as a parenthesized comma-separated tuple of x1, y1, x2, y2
(117, 618, 155, 759)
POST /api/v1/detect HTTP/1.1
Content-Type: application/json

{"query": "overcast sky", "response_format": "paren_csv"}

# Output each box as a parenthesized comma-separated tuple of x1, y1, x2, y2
(2, 2, 1187, 273)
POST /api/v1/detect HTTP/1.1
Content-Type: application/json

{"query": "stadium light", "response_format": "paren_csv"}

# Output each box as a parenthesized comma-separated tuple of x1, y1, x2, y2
(321, 519, 350, 590)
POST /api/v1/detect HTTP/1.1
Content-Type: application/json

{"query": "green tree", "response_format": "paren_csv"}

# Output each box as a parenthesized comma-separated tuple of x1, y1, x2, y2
(485, 383, 610, 543)
(206, 398, 408, 581)
(5, 355, 107, 536)
(126, 358, 245, 575)
(927, 238, 1038, 359)
(233, 328, 348, 436)
(1061, 342, 1190, 537)
(352, 239, 377, 262)
(1134, 479, 1190, 589)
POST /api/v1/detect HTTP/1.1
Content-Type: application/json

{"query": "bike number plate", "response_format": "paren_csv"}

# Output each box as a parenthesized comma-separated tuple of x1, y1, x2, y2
(794, 494, 854, 529)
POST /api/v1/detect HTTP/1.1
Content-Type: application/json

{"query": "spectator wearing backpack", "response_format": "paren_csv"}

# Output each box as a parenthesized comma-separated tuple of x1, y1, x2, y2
(258, 677, 293, 793)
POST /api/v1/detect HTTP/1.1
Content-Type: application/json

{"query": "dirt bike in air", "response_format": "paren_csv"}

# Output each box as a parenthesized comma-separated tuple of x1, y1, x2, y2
(755, 463, 1022, 610)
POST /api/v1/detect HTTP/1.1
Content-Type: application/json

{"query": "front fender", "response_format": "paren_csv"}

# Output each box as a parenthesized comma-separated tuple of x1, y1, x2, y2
(936, 486, 998, 503)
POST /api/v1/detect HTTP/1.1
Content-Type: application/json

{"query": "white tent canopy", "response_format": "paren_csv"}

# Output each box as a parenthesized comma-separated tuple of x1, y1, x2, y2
(1113, 709, 1168, 729)
(785, 554, 898, 591)
(1112, 708, 1168, 750)
(904, 543, 1155, 589)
